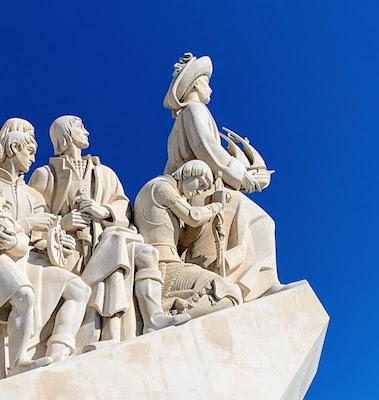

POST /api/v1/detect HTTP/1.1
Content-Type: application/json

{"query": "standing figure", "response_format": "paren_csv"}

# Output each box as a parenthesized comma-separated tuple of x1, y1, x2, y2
(164, 53, 281, 301)
(0, 199, 52, 376)
(0, 130, 91, 365)
(134, 160, 242, 317)
(29, 116, 189, 348)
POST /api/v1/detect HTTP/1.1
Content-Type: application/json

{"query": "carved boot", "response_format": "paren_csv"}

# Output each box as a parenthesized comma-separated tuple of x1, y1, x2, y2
(46, 334, 75, 362)
(135, 276, 191, 334)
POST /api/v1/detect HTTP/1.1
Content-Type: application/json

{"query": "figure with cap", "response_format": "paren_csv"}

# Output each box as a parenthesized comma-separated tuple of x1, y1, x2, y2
(164, 52, 284, 301)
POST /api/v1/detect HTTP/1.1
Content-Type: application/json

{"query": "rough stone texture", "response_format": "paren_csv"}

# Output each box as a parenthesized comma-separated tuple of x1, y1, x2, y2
(0, 280, 329, 400)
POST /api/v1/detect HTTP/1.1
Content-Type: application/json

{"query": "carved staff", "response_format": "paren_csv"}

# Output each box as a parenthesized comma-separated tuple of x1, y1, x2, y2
(213, 171, 227, 278)
(72, 186, 92, 272)
(47, 216, 67, 268)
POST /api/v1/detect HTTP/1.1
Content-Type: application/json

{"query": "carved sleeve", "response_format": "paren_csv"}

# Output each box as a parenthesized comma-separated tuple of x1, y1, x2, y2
(182, 102, 246, 190)
(153, 181, 181, 208)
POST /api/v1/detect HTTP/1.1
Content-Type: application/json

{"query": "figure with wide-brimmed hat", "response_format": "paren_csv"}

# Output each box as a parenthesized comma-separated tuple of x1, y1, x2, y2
(164, 52, 283, 301)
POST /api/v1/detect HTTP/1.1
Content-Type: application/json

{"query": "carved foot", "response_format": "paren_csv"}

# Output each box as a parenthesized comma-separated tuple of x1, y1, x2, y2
(46, 343, 71, 362)
(8, 356, 53, 377)
(144, 313, 191, 334)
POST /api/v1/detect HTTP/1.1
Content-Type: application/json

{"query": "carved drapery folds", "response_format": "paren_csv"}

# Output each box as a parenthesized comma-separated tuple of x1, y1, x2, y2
(0, 53, 291, 379)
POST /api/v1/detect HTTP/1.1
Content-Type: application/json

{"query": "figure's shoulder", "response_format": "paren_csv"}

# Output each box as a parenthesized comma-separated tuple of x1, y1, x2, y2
(29, 165, 53, 194)
(29, 165, 52, 184)
(96, 162, 120, 178)
(152, 176, 180, 208)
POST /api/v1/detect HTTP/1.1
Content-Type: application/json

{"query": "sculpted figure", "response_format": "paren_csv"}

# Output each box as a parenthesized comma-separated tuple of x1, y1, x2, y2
(164, 53, 281, 301)
(134, 160, 242, 317)
(0, 129, 91, 368)
(0, 199, 52, 376)
(29, 116, 189, 348)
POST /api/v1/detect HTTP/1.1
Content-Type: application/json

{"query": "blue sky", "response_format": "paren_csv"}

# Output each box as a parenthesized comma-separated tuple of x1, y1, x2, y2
(1, 1, 378, 398)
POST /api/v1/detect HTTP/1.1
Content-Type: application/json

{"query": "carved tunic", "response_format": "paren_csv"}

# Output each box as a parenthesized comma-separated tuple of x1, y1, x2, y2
(0, 168, 79, 329)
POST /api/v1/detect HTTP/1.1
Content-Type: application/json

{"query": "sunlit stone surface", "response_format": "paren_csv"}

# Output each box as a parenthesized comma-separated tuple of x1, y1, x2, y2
(0, 281, 328, 400)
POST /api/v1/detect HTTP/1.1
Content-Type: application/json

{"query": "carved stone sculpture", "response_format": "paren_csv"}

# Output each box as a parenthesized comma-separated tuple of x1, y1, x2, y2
(134, 159, 242, 317)
(0, 198, 52, 376)
(164, 53, 282, 301)
(0, 128, 91, 374)
(29, 116, 189, 350)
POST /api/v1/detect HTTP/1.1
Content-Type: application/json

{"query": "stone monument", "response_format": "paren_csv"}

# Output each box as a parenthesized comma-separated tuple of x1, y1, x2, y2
(0, 53, 329, 400)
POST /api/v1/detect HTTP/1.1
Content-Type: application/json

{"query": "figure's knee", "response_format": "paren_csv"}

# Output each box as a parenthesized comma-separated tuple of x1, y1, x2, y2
(135, 244, 159, 271)
(13, 286, 35, 310)
(64, 278, 91, 304)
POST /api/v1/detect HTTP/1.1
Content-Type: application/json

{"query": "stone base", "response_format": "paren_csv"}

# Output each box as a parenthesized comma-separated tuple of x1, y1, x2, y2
(0, 280, 329, 400)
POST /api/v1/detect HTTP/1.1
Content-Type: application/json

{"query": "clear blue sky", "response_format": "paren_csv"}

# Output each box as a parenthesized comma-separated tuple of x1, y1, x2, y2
(1, 1, 378, 398)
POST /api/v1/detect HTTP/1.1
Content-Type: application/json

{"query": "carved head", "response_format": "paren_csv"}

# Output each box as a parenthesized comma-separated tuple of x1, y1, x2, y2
(164, 53, 213, 116)
(173, 160, 214, 199)
(0, 118, 35, 139)
(0, 131, 37, 173)
(50, 116, 89, 155)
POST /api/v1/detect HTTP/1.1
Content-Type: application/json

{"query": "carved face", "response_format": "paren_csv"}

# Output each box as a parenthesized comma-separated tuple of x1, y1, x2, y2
(194, 75, 212, 104)
(70, 120, 89, 149)
(14, 143, 36, 173)
(181, 176, 208, 199)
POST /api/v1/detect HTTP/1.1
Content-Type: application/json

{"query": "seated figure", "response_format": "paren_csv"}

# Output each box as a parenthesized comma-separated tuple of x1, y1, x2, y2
(0, 199, 52, 376)
(164, 53, 282, 301)
(0, 128, 91, 364)
(29, 116, 189, 348)
(134, 160, 242, 317)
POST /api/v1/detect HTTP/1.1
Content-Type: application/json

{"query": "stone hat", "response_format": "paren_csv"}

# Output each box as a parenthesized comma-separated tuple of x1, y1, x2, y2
(164, 53, 213, 116)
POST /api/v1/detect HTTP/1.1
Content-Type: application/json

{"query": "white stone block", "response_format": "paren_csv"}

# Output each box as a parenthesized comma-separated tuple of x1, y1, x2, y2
(0, 280, 329, 400)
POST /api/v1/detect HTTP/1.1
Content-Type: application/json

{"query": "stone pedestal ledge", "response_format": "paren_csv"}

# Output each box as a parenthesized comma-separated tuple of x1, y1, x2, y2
(0, 280, 329, 400)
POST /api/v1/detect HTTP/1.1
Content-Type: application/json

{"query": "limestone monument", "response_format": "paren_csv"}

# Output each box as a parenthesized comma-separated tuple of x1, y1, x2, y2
(0, 53, 328, 400)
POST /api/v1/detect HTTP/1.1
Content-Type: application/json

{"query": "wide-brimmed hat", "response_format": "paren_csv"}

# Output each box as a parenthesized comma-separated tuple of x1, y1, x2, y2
(164, 53, 213, 116)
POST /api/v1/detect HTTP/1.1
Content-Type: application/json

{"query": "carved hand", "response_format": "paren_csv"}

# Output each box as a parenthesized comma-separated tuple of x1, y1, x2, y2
(241, 170, 271, 193)
(28, 213, 57, 231)
(212, 188, 230, 208)
(61, 210, 91, 232)
(77, 199, 111, 219)
(0, 227, 17, 250)
(253, 169, 271, 191)
(241, 171, 258, 193)
(61, 233, 76, 256)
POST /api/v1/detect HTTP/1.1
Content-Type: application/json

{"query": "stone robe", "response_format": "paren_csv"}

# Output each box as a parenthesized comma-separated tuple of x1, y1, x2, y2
(0, 168, 79, 330)
(29, 155, 135, 318)
(165, 101, 279, 300)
